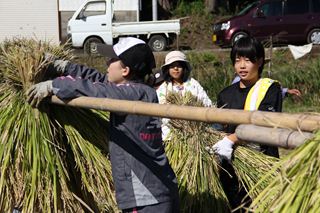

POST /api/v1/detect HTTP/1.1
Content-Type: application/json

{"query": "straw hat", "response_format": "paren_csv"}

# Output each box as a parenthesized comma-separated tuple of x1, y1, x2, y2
(161, 51, 192, 72)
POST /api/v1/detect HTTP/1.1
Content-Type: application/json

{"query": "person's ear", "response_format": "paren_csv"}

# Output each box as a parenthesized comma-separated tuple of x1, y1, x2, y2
(258, 58, 264, 67)
(122, 66, 130, 77)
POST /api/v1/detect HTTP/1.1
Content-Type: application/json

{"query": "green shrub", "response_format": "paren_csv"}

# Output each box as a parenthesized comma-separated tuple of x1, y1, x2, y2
(173, 0, 206, 17)
(186, 51, 234, 102)
(269, 49, 320, 111)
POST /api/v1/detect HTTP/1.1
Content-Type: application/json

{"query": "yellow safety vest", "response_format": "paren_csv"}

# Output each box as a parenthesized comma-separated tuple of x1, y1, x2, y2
(244, 78, 275, 111)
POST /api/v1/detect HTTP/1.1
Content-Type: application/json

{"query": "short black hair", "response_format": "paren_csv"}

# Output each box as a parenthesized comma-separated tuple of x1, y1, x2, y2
(230, 36, 265, 76)
(162, 61, 191, 83)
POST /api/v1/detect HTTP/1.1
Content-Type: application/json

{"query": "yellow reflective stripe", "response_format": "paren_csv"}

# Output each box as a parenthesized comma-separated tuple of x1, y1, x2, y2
(244, 78, 275, 111)
(244, 79, 262, 110)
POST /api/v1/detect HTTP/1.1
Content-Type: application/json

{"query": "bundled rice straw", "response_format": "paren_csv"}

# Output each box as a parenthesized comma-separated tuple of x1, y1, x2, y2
(248, 130, 320, 212)
(165, 92, 279, 212)
(0, 38, 117, 212)
(233, 146, 279, 199)
(165, 92, 230, 213)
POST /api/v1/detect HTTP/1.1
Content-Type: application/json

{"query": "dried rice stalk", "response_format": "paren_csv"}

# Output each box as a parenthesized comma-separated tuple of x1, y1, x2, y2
(0, 38, 117, 212)
(248, 130, 320, 212)
(0, 37, 72, 90)
(165, 92, 230, 213)
(233, 146, 278, 198)
(165, 91, 279, 212)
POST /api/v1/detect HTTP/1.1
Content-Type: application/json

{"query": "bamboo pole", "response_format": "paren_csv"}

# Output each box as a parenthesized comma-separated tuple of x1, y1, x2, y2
(235, 124, 314, 149)
(50, 96, 320, 132)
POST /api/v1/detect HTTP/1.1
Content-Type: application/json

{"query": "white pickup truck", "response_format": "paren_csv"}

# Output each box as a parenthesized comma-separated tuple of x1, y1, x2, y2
(67, 0, 180, 54)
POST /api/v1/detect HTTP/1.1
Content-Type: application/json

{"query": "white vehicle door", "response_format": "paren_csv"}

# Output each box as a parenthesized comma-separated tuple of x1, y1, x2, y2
(70, 1, 108, 35)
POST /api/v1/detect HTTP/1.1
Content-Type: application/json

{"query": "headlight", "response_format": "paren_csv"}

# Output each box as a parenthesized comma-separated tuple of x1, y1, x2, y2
(221, 21, 230, 30)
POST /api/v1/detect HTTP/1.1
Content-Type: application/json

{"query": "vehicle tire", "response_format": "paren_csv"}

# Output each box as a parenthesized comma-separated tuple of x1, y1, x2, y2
(148, 35, 167, 52)
(307, 28, 320, 45)
(84, 37, 103, 55)
(231, 32, 248, 46)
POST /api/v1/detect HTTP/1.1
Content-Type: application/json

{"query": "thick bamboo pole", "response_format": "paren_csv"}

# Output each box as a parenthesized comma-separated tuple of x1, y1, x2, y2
(235, 124, 314, 149)
(50, 96, 320, 132)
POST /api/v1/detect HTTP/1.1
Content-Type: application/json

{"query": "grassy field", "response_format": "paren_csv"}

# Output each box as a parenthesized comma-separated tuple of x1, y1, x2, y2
(73, 47, 320, 113)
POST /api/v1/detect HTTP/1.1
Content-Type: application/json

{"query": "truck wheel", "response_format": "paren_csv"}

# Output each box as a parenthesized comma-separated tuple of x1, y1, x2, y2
(232, 32, 248, 46)
(84, 37, 103, 55)
(148, 35, 167, 52)
(307, 28, 320, 44)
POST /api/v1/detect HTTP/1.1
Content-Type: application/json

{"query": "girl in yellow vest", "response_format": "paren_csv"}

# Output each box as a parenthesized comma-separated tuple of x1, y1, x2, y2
(212, 36, 283, 210)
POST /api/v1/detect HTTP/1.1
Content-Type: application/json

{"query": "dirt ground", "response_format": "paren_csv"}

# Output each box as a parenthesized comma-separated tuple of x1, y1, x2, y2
(173, 14, 219, 50)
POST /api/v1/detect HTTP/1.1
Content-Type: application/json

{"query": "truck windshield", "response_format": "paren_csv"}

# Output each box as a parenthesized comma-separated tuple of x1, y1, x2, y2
(237, 1, 259, 16)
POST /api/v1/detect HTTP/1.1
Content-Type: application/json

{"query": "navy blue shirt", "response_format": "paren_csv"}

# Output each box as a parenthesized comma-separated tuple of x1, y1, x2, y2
(52, 63, 178, 209)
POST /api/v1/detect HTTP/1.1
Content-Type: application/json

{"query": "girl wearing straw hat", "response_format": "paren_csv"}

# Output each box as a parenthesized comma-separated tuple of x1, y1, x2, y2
(156, 50, 212, 140)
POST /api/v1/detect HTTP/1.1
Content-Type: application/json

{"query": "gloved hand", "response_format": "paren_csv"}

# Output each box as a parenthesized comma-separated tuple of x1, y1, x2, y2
(211, 136, 234, 162)
(44, 53, 69, 76)
(26, 80, 53, 108)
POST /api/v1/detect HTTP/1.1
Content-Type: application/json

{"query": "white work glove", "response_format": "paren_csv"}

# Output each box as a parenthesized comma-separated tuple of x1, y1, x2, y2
(211, 136, 234, 162)
(26, 80, 53, 108)
(45, 53, 69, 76)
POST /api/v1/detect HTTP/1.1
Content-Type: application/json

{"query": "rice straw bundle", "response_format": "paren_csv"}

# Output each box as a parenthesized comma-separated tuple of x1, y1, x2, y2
(0, 38, 117, 212)
(164, 92, 230, 213)
(233, 146, 279, 199)
(165, 91, 279, 212)
(248, 130, 320, 213)
(51, 107, 116, 212)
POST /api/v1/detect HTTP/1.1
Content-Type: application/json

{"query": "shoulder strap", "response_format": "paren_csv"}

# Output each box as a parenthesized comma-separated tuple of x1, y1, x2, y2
(244, 78, 276, 111)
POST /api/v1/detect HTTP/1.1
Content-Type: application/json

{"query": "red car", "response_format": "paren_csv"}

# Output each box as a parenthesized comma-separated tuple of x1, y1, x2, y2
(212, 0, 320, 47)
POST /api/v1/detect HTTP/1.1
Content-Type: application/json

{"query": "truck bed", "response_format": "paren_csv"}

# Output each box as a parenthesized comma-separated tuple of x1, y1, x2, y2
(112, 19, 180, 37)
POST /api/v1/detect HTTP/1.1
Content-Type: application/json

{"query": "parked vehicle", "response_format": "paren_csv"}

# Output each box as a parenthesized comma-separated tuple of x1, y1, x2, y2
(67, 0, 180, 54)
(212, 0, 320, 47)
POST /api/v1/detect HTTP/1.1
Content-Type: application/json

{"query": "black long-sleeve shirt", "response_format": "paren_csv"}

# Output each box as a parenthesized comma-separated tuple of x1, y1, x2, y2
(217, 81, 282, 157)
